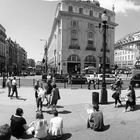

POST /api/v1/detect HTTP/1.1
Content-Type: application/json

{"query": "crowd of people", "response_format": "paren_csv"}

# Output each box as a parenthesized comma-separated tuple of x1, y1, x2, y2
(0, 74, 137, 139)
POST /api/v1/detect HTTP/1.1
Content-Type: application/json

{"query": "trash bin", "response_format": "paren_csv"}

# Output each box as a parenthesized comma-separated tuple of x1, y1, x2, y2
(92, 92, 99, 105)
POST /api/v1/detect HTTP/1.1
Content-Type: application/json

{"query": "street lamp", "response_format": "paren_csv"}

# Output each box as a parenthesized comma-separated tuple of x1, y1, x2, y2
(100, 11, 108, 104)
(40, 39, 48, 74)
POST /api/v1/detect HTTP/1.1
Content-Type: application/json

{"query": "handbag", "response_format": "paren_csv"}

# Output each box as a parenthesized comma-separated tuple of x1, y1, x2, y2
(112, 92, 118, 99)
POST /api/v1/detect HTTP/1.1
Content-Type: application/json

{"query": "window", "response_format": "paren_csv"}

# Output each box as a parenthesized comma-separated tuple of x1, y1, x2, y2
(79, 8, 83, 14)
(89, 10, 93, 16)
(68, 6, 73, 12)
(71, 20, 78, 27)
(88, 32, 94, 39)
(88, 23, 94, 29)
(71, 30, 78, 39)
(88, 40, 93, 46)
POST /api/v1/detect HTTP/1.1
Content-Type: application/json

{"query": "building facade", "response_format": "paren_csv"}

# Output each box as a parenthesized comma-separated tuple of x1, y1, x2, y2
(114, 31, 140, 69)
(47, 0, 117, 74)
(0, 24, 7, 75)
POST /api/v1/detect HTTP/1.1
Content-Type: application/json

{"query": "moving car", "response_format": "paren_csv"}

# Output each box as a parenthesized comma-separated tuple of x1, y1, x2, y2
(96, 74, 115, 84)
(130, 73, 140, 87)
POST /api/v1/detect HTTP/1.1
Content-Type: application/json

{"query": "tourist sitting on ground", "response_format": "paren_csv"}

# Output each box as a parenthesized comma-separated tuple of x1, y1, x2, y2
(87, 104, 104, 131)
(0, 124, 11, 140)
(49, 110, 63, 138)
(10, 108, 29, 139)
(51, 83, 61, 111)
(28, 111, 48, 139)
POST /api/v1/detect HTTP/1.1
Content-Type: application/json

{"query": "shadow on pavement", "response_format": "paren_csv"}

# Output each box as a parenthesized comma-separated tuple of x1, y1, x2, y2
(10, 96, 27, 101)
(103, 124, 110, 131)
(42, 110, 71, 114)
(40, 133, 72, 140)
(133, 104, 140, 111)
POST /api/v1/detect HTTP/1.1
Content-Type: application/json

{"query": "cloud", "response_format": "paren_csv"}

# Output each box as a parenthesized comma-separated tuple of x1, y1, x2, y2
(42, 0, 140, 13)
(98, 0, 140, 13)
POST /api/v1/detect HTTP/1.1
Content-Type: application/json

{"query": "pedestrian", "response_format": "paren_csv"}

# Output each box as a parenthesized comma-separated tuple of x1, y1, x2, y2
(49, 110, 63, 138)
(27, 111, 48, 139)
(10, 77, 18, 98)
(112, 87, 122, 108)
(123, 85, 135, 112)
(44, 80, 53, 108)
(10, 108, 29, 139)
(6, 77, 12, 97)
(87, 79, 91, 90)
(51, 84, 61, 111)
(131, 85, 136, 110)
(34, 80, 40, 107)
(92, 79, 96, 89)
(87, 104, 104, 131)
(36, 83, 45, 112)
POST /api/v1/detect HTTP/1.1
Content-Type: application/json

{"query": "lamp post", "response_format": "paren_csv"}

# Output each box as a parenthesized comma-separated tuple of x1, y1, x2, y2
(100, 11, 108, 104)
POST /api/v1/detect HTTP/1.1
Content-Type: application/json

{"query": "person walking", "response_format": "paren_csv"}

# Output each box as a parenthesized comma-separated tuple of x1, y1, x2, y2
(112, 87, 122, 108)
(123, 85, 135, 112)
(34, 80, 40, 107)
(36, 83, 45, 112)
(87, 79, 91, 90)
(51, 84, 61, 111)
(44, 80, 53, 108)
(6, 77, 12, 97)
(10, 77, 18, 98)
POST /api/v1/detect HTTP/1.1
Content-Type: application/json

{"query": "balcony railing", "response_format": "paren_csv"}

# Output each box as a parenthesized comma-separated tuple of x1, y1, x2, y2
(69, 45, 80, 50)
(85, 46, 96, 51)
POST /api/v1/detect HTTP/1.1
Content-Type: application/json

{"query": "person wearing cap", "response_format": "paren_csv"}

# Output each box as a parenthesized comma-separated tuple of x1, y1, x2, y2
(10, 108, 29, 139)
(87, 104, 104, 131)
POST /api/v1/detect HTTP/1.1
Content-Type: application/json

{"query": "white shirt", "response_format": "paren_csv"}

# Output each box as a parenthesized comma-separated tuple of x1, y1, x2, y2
(12, 79, 17, 86)
(49, 116, 63, 136)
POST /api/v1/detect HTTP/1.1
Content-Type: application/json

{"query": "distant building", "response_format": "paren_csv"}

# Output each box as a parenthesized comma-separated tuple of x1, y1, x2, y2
(114, 31, 140, 69)
(46, 0, 117, 74)
(0, 24, 7, 75)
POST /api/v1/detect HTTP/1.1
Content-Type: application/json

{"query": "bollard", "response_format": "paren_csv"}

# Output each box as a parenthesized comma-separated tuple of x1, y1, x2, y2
(92, 92, 99, 105)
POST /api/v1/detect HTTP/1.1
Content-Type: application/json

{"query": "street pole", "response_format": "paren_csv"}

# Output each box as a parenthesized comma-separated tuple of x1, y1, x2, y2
(100, 11, 108, 104)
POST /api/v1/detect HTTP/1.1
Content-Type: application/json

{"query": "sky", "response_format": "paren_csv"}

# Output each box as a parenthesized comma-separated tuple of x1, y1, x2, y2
(0, 0, 140, 62)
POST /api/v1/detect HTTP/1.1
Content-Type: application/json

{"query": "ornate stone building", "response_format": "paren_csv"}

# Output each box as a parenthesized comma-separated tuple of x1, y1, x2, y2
(114, 31, 140, 69)
(0, 24, 7, 75)
(47, 0, 117, 74)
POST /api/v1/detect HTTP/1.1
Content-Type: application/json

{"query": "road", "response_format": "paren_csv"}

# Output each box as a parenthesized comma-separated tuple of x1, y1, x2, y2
(0, 74, 134, 90)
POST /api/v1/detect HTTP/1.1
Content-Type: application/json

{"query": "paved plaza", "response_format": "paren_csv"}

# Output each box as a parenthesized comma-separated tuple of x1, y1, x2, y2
(0, 86, 140, 140)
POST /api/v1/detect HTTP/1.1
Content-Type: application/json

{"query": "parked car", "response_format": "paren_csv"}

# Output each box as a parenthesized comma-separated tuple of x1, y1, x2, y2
(96, 74, 115, 84)
(130, 73, 140, 87)
(70, 74, 87, 84)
